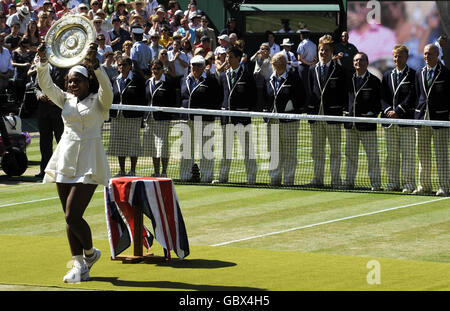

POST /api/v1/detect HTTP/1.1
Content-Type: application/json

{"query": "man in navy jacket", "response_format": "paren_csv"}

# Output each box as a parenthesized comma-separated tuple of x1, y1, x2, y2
(179, 55, 222, 183)
(381, 44, 417, 193)
(264, 52, 305, 186)
(413, 44, 450, 196)
(344, 52, 382, 190)
(218, 46, 258, 184)
(307, 37, 347, 188)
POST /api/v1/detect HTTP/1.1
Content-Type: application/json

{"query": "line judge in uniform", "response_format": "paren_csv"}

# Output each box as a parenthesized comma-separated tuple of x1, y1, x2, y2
(36, 43, 113, 283)
(381, 44, 417, 193)
(264, 52, 305, 186)
(107, 55, 146, 177)
(413, 44, 450, 196)
(218, 46, 258, 184)
(344, 52, 382, 191)
(307, 37, 348, 188)
(179, 55, 222, 183)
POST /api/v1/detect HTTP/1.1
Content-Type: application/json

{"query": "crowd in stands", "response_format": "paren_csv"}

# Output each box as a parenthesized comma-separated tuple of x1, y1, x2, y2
(0, 0, 449, 196)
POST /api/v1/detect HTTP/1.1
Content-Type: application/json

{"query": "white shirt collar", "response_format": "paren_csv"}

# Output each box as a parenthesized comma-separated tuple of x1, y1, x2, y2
(118, 71, 133, 81)
(426, 63, 438, 72)
(151, 73, 166, 84)
(270, 70, 288, 81)
(319, 59, 332, 68)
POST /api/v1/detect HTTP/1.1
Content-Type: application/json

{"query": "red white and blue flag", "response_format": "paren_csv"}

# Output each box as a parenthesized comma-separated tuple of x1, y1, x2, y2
(105, 177, 189, 260)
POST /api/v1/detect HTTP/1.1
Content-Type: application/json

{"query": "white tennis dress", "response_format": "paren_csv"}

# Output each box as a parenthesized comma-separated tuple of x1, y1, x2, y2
(36, 62, 113, 186)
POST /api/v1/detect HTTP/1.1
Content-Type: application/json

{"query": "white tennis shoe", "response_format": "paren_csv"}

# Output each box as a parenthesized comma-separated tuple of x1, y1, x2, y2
(63, 261, 90, 283)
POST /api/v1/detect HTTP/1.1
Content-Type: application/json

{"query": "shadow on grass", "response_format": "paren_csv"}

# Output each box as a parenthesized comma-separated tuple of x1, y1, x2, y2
(89, 276, 266, 291)
(153, 258, 237, 269)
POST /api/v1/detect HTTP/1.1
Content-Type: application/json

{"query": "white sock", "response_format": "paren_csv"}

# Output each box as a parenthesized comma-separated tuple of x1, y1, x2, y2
(73, 255, 85, 266)
(84, 247, 94, 257)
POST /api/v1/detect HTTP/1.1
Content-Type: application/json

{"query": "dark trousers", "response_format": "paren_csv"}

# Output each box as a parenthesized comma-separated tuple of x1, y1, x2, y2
(38, 114, 64, 173)
(298, 64, 310, 97)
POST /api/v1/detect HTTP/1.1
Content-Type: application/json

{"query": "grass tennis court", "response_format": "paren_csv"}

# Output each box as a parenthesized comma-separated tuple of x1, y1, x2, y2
(0, 130, 449, 291)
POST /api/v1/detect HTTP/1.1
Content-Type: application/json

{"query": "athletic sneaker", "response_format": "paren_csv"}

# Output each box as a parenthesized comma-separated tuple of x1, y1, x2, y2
(63, 262, 90, 283)
(84, 247, 101, 270)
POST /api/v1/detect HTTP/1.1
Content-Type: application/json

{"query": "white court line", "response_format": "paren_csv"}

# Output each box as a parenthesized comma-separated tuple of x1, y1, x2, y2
(211, 197, 450, 247)
(0, 190, 104, 208)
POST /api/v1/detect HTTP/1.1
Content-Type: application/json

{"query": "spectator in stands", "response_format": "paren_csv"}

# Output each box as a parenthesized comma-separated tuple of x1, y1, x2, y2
(184, 0, 201, 21)
(177, 16, 196, 45)
(101, 49, 118, 84)
(307, 37, 347, 189)
(181, 37, 194, 60)
(197, 15, 216, 51)
(166, 0, 180, 23)
(158, 48, 175, 78)
(333, 31, 358, 75)
(195, 35, 211, 55)
(278, 18, 294, 34)
(214, 46, 227, 77)
(88, 0, 100, 20)
(189, 12, 202, 32)
(296, 28, 317, 96)
(381, 44, 416, 193)
(250, 42, 272, 111)
(6, 5, 30, 35)
(265, 31, 280, 57)
(130, 24, 152, 79)
(214, 34, 230, 56)
(108, 55, 146, 177)
(96, 33, 113, 63)
(5, 22, 21, 51)
(0, 12, 11, 35)
(280, 38, 298, 73)
(130, 0, 150, 24)
(158, 25, 173, 48)
(24, 19, 40, 53)
(93, 15, 111, 46)
(11, 36, 33, 110)
(220, 17, 241, 39)
(0, 34, 13, 96)
(218, 46, 258, 184)
(77, 3, 89, 15)
(413, 44, 450, 196)
(122, 39, 132, 57)
(149, 31, 163, 60)
(143, 58, 176, 177)
(264, 52, 304, 186)
(56, 0, 71, 20)
(168, 39, 188, 79)
(344, 52, 382, 191)
(204, 50, 215, 76)
(179, 55, 222, 182)
(145, 0, 159, 16)
(37, 11, 51, 37)
(112, 0, 128, 20)
(109, 15, 131, 52)
(434, 35, 447, 66)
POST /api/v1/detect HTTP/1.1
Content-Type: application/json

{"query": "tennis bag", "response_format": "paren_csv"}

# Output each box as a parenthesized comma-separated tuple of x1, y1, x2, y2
(1, 146, 28, 177)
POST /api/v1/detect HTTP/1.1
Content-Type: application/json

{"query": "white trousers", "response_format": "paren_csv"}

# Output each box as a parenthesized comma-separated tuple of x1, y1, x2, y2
(219, 124, 257, 184)
(345, 128, 381, 188)
(267, 120, 299, 185)
(384, 125, 416, 190)
(310, 122, 342, 186)
(416, 126, 449, 191)
(179, 120, 215, 182)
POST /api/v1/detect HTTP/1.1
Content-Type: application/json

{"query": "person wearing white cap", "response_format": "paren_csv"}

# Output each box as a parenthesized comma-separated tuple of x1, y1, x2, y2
(6, 5, 30, 35)
(280, 38, 298, 73)
(36, 42, 113, 283)
(214, 34, 230, 56)
(179, 54, 223, 182)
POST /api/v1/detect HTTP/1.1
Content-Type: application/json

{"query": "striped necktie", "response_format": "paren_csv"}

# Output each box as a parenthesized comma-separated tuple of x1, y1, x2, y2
(426, 69, 434, 87)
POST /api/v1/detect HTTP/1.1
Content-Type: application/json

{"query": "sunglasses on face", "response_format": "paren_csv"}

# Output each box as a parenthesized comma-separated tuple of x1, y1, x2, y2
(152, 67, 163, 70)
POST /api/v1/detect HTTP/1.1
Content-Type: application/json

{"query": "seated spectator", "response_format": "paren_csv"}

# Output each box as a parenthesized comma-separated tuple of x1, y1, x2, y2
(109, 15, 131, 52)
(196, 15, 216, 51)
(130, 0, 150, 24)
(5, 22, 22, 52)
(158, 48, 176, 78)
(195, 35, 211, 55)
(101, 50, 118, 84)
(214, 47, 228, 76)
(112, 0, 128, 20)
(96, 33, 113, 63)
(122, 40, 133, 57)
(214, 34, 231, 56)
(23, 19, 40, 53)
(7, 5, 30, 36)
(168, 39, 189, 79)
(184, 1, 201, 21)
(159, 25, 173, 48)
(0, 12, 11, 35)
(145, 0, 160, 16)
(167, 0, 181, 22)
(149, 32, 164, 60)
(93, 15, 111, 46)
(88, 0, 101, 20)
(220, 17, 242, 39)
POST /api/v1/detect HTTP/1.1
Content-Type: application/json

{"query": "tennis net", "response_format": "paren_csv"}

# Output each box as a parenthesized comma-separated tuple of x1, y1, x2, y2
(102, 104, 450, 194)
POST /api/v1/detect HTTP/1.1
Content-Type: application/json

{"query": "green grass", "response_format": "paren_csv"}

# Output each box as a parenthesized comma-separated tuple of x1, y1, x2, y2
(0, 123, 449, 291)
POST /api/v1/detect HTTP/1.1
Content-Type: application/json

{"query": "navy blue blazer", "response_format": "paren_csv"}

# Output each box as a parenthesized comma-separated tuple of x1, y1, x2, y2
(307, 61, 348, 124)
(263, 70, 305, 122)
(144, 75, 177, 121)
(180, 73, 222, 122)
(219, 66, 257, 126)
(414, 63, 450, 125)
(345, 72, 381, 131)
(381, 66, 416, 127)
(110, 71, 146, 118)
